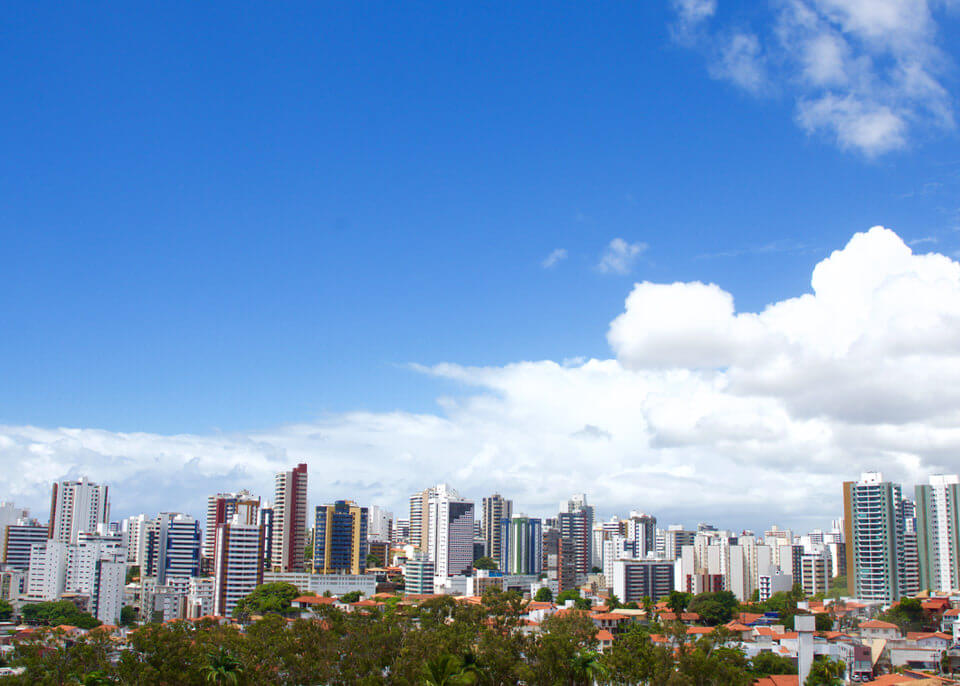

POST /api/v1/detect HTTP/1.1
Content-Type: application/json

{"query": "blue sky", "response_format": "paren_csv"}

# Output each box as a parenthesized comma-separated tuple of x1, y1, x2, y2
(3, 2, 960, 527)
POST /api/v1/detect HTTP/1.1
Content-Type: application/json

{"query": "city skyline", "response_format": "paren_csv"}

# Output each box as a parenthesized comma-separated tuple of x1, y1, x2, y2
(4, 3, 960, 533)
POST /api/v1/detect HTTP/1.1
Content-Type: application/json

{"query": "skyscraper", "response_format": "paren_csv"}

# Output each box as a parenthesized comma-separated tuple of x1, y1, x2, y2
(499, 515, 542, 575)
(409, 487, 434, 551)
(145, 513, 202, 585)
(204, 490, 260, 561)
(272, 463, 308, 572)
(314, 500, 369, 575)
(48, 476, 110, 545)
(213, 513, 265, 617)
(627, 511, 657, 557)
(843, 472, 906, 602)
(558, 494, 594, 576)
(482, 494, 513, 563)
(915, 474, 960, 592)
(426, 484, 474, 577)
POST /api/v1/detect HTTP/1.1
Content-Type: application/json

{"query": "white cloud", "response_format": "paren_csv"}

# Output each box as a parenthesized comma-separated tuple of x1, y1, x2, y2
(710, 33, 768, 94)
(541, 248, 568, 268)
(8, 227, 960, 530)
(671, 0, 718, 43)
(672, 0, 957, 155)
(597, 238, 648, 274)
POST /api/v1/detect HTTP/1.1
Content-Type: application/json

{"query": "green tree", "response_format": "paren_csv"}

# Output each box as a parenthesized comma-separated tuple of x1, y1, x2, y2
(119, 605, 137, 627)
(472, 556, 497, 570)
(20, 600, 101, 629)
(879, 597, 924, 633)
(232, 581, 300, 619)
(606, 594, 622, 611)
(751, 650, 797, 676)
(340, 590, 363, 603)
(667, 590, 693, 615)
(366, 553, 382, 568)
(534, 587, 553, 602)
(569, 650, 608, 686)
(203, 646, 243, 684)
(804, 656, 845, 685)
(814, 612, 833, 631)
(688, 591, 739, 626)
(420, 654, 478, 685)
(125, 565, 140, 584)
(0, 599, 13, 621)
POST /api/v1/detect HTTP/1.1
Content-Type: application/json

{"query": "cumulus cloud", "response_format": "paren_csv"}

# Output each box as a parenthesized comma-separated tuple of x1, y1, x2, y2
(6, 226, 960, 531)
(671, 0, 957, 155)
(541, 248, 568, 268)
(597, 238, 648, 274)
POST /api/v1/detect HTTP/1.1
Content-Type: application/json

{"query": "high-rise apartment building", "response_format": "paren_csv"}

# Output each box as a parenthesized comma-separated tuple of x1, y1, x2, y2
(542, 526, 577, 594)
(409, 487, 434, 551)
(915, 474, 960, 592)
(145, 513, 202, 585)
(204, 490, 260, 560)
(627, 512, 657, 557)
(660, 525, 696, 561)
(482, 494, 513, 564)
(558, 494, 594, 577)
(368, 505, 393, 543)
(901, 499, 921, 596)
(272, 464, 308, 573)
(499, 515, 542, 575)
(843, 472, 906, 602)
(213, 514, 265, 617)
(26, 532, 126, 625)
(259, 503, 274, 570)
(48, 476, 110, 545)
(800, 553, 830, 596)
(2, 520, 47, 570)
(404, 553, 435, 595)
(613, 559, 674, 603)
(313, 500, 368, 575)
(426, 484, 474, 577)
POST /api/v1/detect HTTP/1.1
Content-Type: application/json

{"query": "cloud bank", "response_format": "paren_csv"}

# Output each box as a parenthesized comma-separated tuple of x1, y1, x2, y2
(4, 227, 960, 530)
(671, 0, 957, 156)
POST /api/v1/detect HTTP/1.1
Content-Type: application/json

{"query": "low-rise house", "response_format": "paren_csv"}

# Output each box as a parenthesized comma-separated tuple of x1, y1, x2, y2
(860, 619, 901, 640)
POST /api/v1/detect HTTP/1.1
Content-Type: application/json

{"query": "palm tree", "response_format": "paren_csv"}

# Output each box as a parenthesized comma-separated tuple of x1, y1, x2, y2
(569, 649, 608, 686)
(203, 646, 243, 685)
(420, 654, 478, 685)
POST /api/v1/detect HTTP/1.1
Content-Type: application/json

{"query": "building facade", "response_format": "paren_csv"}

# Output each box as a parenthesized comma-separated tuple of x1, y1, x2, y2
(915, 474, 960, 592)
(48, 476, 110, 545)
(843, 472, 906, 602)
(482, 494, 513, 564)
(313, 500, 369, 575)
(499, 515, 542, 575)
(272, 463, 308, 573)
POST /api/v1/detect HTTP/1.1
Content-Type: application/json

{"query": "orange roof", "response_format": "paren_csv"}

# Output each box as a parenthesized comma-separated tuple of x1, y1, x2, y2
(753, 675, 798, 686)
(591, 612, 627, 621)
(726, 622, 751, 631)
(526, 601, 554, 610)
(596, 629, 615, 641)
(739, 612, 764, 624)
(861, 619, 898, 629)
(945, 608, 960, 616)
(687, 626, 713, 635)
(293, 595, 336, 605)
(773, 632, 799, 640)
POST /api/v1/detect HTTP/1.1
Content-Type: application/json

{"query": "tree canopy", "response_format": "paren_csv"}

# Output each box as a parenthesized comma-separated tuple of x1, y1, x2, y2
(687, 591, 739, 626)
(232, 582, 301, 618)
(472, 556, 497, 570)
(20, 600, 101, 629)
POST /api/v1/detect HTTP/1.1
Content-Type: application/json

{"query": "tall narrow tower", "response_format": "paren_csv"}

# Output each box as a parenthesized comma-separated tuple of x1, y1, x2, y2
(49, 476, 110, 545)
(272, 464, 308, 572)
(482, 494, 513, 563)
